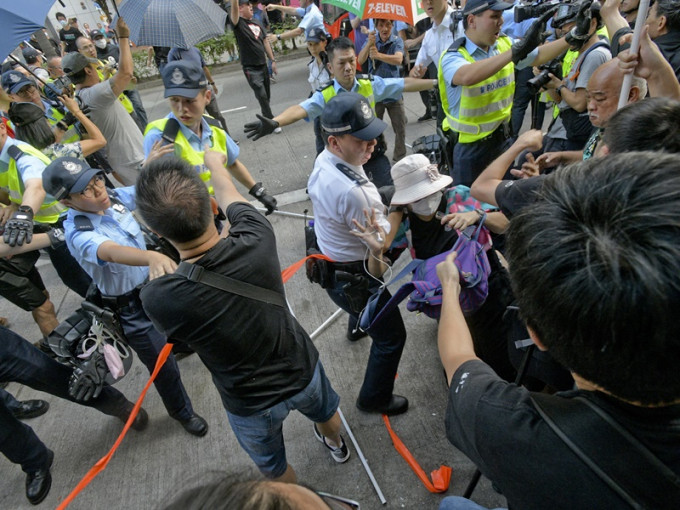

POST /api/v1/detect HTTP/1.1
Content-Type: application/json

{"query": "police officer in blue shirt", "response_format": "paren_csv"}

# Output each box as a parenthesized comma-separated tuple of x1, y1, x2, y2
(42, 157, 209, 437)
(265, 0, 324, 45)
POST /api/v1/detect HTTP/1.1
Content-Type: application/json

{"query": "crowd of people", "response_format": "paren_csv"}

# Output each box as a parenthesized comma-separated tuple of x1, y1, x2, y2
(1, 0, 679, 507)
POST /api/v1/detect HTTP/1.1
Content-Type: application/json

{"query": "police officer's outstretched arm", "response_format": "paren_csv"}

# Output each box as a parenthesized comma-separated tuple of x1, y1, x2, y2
(204, 149, 249, 212)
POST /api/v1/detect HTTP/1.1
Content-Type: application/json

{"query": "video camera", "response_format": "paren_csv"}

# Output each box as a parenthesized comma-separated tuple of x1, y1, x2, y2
(514, 0, 562, 23)
(527, 58, 562, 95)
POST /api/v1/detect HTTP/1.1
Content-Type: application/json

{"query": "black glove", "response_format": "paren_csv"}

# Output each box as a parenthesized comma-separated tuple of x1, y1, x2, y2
(4, 206, 34, 247)
(47, 227, 65, 249)
(244, 114, 279, 141)
(249, 182, 278, 215)
(565, 1, 595, 48)
(511, 7, 557, 64)
(68, 350, 108, 401)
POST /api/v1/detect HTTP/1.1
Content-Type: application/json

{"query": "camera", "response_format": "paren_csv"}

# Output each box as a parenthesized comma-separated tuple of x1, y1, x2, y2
(514, 0, 561, 23)
(527, 58, 562, 95)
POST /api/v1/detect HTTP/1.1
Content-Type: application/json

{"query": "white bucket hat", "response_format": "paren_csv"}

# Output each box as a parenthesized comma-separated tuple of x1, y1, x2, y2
(390, 154, 453, 205)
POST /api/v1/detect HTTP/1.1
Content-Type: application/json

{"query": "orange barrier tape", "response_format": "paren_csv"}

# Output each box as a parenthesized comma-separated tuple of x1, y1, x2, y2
(281, 253, 334, 283)
(382, 415, 452, 493)
(57, 342, 173, 509)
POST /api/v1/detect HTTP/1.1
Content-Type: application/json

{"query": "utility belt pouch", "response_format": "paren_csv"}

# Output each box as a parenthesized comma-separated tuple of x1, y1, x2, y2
(337, 271, 372, 314)
(304, 222, 334, 289)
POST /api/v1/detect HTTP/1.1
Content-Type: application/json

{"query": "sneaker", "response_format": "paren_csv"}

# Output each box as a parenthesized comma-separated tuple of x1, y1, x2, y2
(274, 127, 282, 134)
(313, 424, 350, 463)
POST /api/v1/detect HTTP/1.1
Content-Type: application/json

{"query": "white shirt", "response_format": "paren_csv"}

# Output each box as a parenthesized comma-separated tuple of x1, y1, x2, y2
(307, 58, 330, 92)
(415, 7, 457, 68)
(308, 149, 389, 262)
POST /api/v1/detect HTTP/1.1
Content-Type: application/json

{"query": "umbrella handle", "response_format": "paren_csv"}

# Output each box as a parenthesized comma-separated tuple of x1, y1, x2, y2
(111, 0, 121, 18)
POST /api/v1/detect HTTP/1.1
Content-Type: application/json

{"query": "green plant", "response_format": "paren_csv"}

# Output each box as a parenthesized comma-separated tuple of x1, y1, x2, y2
(196, 30, 238, 66)
(132, 48, 157, 80)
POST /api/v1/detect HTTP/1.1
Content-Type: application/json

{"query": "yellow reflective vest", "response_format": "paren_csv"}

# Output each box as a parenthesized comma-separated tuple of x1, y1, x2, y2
(320, 78, 376, 109)
(144, 118, 228, 195)
(6, 143, 66, 224)
(438, 36, 515, 143)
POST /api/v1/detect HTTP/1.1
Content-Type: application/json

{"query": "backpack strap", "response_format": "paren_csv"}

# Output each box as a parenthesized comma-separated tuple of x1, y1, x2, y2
(7, 144, 25, 162)
(161, 118, 181, 145)
(531, 393, 680, 509)
(175, 262, 287, 309)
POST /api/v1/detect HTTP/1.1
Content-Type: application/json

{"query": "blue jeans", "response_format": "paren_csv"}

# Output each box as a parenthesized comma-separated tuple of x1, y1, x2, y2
(440, 496, 506, 510)
(326, 277, 406, 405)
(0, 326, 131, 472)
(226, 361, 340, 478)
(118, 295, 194, 421)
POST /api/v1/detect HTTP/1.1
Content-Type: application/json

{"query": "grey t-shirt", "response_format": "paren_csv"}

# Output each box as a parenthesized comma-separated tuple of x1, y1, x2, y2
(77, 79, 144, 185)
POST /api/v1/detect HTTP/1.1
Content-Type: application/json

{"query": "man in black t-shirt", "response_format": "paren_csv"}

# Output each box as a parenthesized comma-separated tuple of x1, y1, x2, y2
(136, 153, 349, 482)
(231, 0, 278, 122)
(59, 18, 83, 55)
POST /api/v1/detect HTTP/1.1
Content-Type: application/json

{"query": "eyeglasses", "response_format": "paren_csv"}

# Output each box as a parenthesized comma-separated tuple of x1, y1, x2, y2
(80, 175, 106, 198)
(16, 85, 37, 99)
(317, 491, 360, 509)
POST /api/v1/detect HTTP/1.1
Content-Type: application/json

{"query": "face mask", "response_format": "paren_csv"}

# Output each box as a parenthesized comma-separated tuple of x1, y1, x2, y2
(59, 20, 67, 27)
(410, 192, 442, 216)
(94, 39, 107, 49)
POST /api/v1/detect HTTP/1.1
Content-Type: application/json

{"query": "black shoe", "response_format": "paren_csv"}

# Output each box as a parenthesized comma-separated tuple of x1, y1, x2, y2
(116, 402, 149, 431)
(179, 414, 208, 437)
(356, 395, 409, 416)
(417, 112, 433, 122)
(26, 449, 53, 505)
(346, 317, 368, 342)
(12, 400, 49, 420)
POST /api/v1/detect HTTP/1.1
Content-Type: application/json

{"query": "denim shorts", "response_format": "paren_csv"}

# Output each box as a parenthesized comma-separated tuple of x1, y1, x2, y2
(226, 361, 340, 478)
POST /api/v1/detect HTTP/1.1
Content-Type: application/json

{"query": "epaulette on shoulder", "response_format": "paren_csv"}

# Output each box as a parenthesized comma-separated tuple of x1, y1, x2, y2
(202, 115, 222, 130)
(335, 163, 368, 185)
(447, 36, 466, 52)
(74, 215, 94, 232)
(356, 73, 373, 81)
(316, 79, 334, 93)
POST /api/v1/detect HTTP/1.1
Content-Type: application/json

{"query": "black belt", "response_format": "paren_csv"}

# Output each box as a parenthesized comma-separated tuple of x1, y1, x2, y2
(101, 286, 141, 310)
(329, 260, 366, 275)
(478, 121, 511, 143)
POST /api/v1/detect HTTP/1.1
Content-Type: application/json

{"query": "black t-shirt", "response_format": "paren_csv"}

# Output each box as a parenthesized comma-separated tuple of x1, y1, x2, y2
(494, 176, 546, 219)
(446, 360, 680, 510)
(232, 17, 267, 67)
(141, 203, 319, 416)
(404, 195, 459, 260)
(59, 27, 84, 53)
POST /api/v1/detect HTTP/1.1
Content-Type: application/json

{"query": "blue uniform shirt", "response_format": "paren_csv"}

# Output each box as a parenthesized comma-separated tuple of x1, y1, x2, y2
(64, 186, 149, 296)
(143, 112, 240, 166)
(300, 76, 405, 120)
(295, 4, 324, 33)
(440, 36, 538, 119)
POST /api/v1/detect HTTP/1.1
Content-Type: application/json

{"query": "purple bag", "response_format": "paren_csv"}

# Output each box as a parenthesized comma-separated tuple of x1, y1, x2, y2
(359, 218, 492, 331)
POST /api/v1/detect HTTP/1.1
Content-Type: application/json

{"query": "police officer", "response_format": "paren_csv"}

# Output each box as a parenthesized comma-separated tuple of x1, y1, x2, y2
(144, 60, 277, 214)
(437, 0, 587, 186)
(307, 92, 408, 416)
(244, 36, 436, 186)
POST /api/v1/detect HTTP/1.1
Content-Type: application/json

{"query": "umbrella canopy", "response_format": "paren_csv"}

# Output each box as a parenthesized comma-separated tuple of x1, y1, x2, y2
(323, 0, 427, 26)
(114, 0, 227, 50)
(0, 0, 54, 61)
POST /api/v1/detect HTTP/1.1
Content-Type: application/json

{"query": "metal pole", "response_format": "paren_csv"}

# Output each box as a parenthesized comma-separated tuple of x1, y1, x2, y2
(617, 0, 650, 109)
(253, 207, 312, 220)
(309, 308, 344, 340)
(338, 407, 387, 505)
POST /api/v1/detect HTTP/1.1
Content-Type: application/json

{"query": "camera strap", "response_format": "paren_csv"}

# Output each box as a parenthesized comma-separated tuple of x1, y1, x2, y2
(175, 261, 287, 309)
(531, 393, 680, 509)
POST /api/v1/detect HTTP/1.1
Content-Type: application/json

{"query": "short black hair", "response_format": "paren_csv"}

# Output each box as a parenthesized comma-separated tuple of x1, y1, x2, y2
(326, 36, 355, 63)
(56, 12, 66, 20)
(136, 157, 214, 244)
(15, 119, 55, 150)
(656, 0, 680, 31)
(507, 152, 680, 405)
(602, 98, 680, 155)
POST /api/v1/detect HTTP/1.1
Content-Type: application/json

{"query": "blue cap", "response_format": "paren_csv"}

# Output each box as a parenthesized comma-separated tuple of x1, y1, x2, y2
(162, 60, 208, 98)
(306, 27, 329, 43)
(321, 92, 387, 141)
(1, 71, 34, 95)
(43, 157, 103, 200)
(463, 0, 513, 15)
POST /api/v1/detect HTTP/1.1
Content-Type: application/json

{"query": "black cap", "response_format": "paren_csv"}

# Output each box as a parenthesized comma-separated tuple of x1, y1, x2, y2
(22, 47, 41, 64)
(62, 52, 98, 76)
(90, 30, 105, 39)
(1, 71, 34, 94)
(162, 60, 208, 98)
(8, 102, 45, 127)
(321, 92, 387, 141)
(42, 157, 103, 200)
(238, 0, 250, 5)
(463, 0, 513, 16)
(306, 27, 328, 43)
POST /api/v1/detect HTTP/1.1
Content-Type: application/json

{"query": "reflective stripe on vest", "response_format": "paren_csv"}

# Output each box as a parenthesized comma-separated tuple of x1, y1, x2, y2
(438, 36, 515, 143)
(321, 79, 376, 109)
(144, 119, 228, 195)
(7, 144, 66, 224)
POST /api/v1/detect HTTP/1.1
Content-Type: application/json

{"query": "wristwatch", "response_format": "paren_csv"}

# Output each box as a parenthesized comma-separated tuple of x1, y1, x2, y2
(277, 34, 282, 41)
(556, 85, 565, 94)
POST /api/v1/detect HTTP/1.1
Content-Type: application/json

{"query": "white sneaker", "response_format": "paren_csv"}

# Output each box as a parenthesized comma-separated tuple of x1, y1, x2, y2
(274, 127, 282, 134)
(313, 424, 350, 463)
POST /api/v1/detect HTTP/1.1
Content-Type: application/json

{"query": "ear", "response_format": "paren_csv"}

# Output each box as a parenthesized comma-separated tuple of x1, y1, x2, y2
(527, 326, 548, 351)
(628, 85, 641, 103)
(204, 88, 212, 103)
(658, 14, 668, 32)
(466, 13, 475, 29)
(60, 197, 73, 208)
(209, 196, 219, 215)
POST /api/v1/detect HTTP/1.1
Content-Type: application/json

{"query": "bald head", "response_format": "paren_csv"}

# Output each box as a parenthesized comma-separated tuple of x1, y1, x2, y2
(76, 37, 97, 59)
(587, 60, 647, 128)
(46, 56, 63, 78)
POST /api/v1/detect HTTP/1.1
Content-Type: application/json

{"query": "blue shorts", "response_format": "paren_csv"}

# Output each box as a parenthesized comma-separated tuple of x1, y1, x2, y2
(226, 360, 340, 478)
